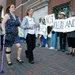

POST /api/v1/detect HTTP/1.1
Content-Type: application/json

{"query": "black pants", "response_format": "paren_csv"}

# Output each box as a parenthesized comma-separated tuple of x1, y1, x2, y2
(26, 34, 36, 62)
(0, 35, 3, 50)
(68, 37, 75, 48)
(60, 33, 66, 49)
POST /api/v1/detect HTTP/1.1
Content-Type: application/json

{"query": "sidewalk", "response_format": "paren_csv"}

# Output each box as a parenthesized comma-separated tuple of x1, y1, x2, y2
(0, 43, 75, 75)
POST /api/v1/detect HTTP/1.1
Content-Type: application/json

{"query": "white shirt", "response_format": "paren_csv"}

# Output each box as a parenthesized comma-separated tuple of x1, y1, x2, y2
(27, 17, 36, 34)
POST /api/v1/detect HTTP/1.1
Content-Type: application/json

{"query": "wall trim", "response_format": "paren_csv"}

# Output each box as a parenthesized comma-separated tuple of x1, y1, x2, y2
(27, 0, 49, 11)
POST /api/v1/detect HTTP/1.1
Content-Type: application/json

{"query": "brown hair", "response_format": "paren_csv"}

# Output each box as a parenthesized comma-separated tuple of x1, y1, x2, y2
(26, 8, 31, 16)
(26, 8, 33, 16)
(5, 4, 14, 14)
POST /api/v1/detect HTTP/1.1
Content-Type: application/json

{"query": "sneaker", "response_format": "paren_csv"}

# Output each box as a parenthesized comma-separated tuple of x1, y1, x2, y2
(49, 47, 55, 49)
(66, 52, 72, 55)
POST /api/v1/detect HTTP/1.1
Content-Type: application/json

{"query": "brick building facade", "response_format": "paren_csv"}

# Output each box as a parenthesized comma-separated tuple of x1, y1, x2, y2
(16, 0, 49, 22)
(0, 0, 75, 49)
(0, 0, 75, 22)
(0, 0, 15, 18)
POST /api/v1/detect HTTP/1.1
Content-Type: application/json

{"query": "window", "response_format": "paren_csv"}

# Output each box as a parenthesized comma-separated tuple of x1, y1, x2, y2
(53, 2, 70, 19)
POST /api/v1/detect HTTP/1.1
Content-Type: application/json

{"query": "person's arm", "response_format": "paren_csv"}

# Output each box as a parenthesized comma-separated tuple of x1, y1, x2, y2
(21, 17, 28, 30)
(2, 14, 10, 34)
(36, 24, 40, 28)
(0, 27, 2, 30)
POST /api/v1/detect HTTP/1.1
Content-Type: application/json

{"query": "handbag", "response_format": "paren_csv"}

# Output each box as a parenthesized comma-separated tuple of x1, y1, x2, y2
(5, 33, 13, 42)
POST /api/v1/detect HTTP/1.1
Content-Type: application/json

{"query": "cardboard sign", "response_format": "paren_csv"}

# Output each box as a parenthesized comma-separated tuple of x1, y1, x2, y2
(45, 14, 55, 26)
(53, 17, 75, 32)
(38, 25, 47, 35)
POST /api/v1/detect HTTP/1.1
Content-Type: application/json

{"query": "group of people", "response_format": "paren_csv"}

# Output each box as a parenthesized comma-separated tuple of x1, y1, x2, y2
(0, 4, 75, 66)
(37, 11, 75, 57)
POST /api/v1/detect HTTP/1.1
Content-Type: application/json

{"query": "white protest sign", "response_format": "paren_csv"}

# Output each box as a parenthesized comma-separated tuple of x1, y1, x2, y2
(53, 17, 75, 32)
(45, 14, 55, 26)
(64, 17, 75, 32)
(53, 19, 66, 32)
(38, 25, 47, 35)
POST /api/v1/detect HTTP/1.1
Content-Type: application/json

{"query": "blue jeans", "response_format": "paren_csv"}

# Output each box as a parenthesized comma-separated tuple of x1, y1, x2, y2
(51, 32, 57, 47)
(41, 35, 47, 47)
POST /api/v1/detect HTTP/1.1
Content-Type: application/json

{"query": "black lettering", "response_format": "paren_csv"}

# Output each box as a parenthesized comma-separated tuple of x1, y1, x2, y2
(72, 19, 75, 27)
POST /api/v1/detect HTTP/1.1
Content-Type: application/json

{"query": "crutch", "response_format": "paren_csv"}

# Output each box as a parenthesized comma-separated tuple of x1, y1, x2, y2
(0, 35, 5, 73)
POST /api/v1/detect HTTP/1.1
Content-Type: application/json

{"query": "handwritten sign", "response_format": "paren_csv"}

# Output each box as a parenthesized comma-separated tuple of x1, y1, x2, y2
(38, 25, 47, 35)
(45, 14, 55, 26)
(53, 17, 75, 32)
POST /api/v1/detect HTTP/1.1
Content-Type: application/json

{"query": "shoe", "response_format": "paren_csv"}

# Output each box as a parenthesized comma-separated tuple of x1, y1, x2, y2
(39, 45, 42, 48)
(49, 47, 55, 49)
(72, 53, 75, 56)
(17, 59, 23, 63)
(29, 61, 35, 64)
(66, 52, 72, 55)
(55, 49, 58, 51)
(61, 49, 65, 52)
(7, 62, 12, 66)
(46, 44, 48, 47)
(57, 49, 61, 51)
(42, 45, 45, 47)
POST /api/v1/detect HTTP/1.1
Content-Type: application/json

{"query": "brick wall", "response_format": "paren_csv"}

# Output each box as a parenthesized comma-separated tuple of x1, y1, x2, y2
(48, 0, 70, 14)
(15, 0, 23, 20)
(70, 0, 75, 11)
(16, 0, 75, 20)
(6, 0, 15, 6)
(22, 0, 41, 17)
(0, 0, 75, 20)
(16, 0, 38, 20)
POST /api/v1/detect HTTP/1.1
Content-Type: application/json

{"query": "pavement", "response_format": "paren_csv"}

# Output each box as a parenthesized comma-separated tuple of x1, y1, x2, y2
(0, 42, 75, 75)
